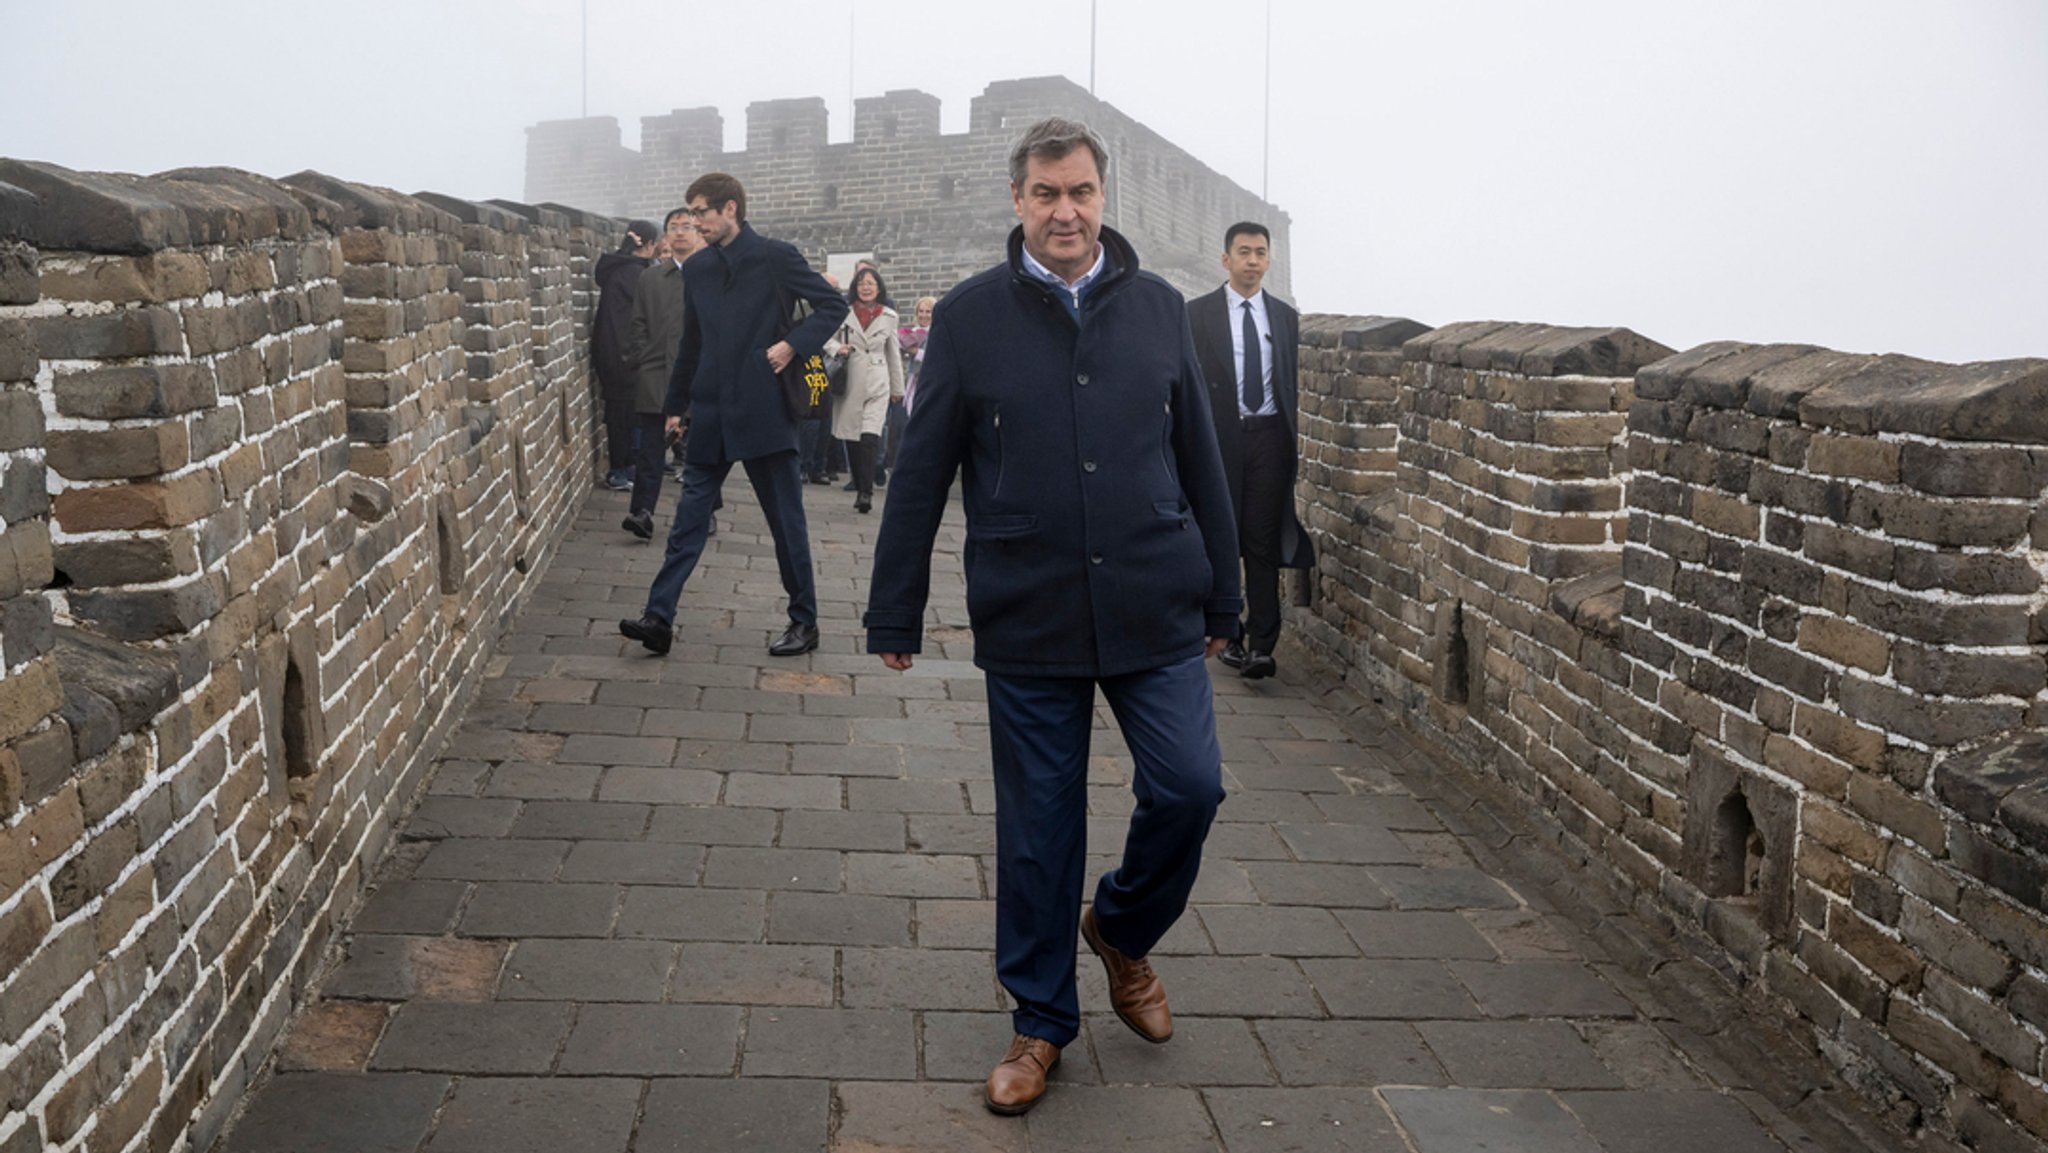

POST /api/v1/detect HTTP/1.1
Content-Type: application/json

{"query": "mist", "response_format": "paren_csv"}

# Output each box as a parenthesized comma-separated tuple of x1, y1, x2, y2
(2, 0, 2042, 363)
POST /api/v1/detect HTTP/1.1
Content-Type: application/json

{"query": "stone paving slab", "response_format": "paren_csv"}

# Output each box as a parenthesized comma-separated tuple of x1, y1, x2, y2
(212, 479, 1901, 1152)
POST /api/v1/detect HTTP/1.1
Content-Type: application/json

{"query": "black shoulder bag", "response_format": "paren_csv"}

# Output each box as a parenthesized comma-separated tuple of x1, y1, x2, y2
(771, 281, 830, 423)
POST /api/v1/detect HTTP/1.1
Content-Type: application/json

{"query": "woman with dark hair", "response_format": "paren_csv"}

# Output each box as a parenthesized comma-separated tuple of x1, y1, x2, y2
(591, 220, 659, 490)
(826, 266, 904, 513)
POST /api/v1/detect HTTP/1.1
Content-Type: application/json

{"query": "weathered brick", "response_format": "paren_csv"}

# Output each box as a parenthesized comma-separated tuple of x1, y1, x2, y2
(51, 816, 141, 919)
(0, 390, 42, 452)
(28, 308, 184, 359)
(53, 472, 224, 531)
(0, 657, 63, 745)
(1805, 434, 1900, 482)
(36, 252, 209, 304)
(0, 318, 36, 381)
(0, 240, 36, 304)
(52, 364, 219, 420)
(44, 422, 192, 481)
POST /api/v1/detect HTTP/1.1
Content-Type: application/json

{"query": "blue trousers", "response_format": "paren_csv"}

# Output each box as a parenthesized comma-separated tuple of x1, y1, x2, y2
(643, 449, 815, 628)
(986, 653, 1224, 1047)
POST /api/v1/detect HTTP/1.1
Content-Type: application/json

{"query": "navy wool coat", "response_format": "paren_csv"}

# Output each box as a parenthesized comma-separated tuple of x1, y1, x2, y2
(665, 222, 848, 465)
(864, 226, 1243, 678)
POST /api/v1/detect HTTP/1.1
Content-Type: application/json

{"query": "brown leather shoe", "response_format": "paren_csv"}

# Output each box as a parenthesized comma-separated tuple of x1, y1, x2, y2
(984, 1033, 1061, 1115)
(1081, 907, 1173, 1043)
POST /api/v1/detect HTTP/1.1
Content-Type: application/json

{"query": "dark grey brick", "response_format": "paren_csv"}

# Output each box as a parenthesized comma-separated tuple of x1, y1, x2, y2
(636, 1078, 830, 1153)
(219, 1073, 448, 1153)
(778, 809, 906, 851)
(1089, 1015, 1274, 1086)
(407, 797, 521, 838)
(597, 765, 720, 804)
(846, 851, 981, 897)
(1257, 1019, 1446, 1086)
(1448, 960, 1635, 1018)
(426, 1077, 641, 1153)
(767, 892, 912, 946)
(500, 939, 674, 1001)
(840, 947, 1001, 1011)
(482, 762, 602, 800)
(834, 1082, 1028, 1152)
(458, 882, 618, 938)
(369, 1002, 571, 1073)
(1299, 959, 1482, 1019)
(1197, 905, 1359, 956)
(559, 841, 703, 885)
(670, 943, 834, 1006)
(723, 772, 843, 810)
(1204, 1087, 1410, 1152)
(508, 800, 651, 840)
(649, 804, 777, 845)
(741, 1007, 917, 1079)
(617, 887, 766, 941)
(558, 1003, 741, 1075)
(1242, 862, 1392, 907)
(1335, 910, 1498, 960)
(351, 881, 467, 936)
(1147, 956, 1322, 1018)
(1560, 1090, 1785, 1153)
(1276, 821, 1418, 865)
(414, 839, 569, 882)
(1023, 1085, 1220, 1151)
(1416, 1021, 1626, 1089)
(702, 846, 842, 891)
(1368, 867, 1521, 910)
(1383, 1088, 1601, 1153)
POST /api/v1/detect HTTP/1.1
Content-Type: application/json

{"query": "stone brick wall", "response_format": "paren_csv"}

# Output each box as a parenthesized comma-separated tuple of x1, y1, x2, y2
(526, 76, 1291, 306)
(0, 160, 614, 1153)
(1292, 317, 2048, 1148)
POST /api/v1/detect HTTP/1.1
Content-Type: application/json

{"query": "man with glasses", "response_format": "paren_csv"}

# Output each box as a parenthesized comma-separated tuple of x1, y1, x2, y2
(620, 173, 847, 658)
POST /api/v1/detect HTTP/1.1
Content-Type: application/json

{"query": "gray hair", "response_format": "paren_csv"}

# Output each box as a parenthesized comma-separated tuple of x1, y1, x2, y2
(1008, 117, 1110, 190)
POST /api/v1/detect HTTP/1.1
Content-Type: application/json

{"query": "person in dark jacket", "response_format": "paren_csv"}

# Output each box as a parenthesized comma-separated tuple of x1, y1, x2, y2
(619, 174, 847, 659)
(623, 207, 710, 540)
(592, 220, 659, 490)
(1188, 222, 1315, 680)
(864, 118, 1240, 1117)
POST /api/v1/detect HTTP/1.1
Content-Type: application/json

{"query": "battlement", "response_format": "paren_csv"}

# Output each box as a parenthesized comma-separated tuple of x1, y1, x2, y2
(524, 76, 1292, 304)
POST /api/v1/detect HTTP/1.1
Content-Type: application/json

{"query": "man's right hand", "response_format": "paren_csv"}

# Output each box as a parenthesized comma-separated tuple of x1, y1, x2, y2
(879, 653, 913, 671)
(665, 416, 685, 444)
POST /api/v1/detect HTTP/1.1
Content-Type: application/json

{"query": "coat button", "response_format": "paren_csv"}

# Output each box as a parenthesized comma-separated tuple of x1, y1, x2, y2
(1076, 373, 1089, 385)
(1091, 552, 1104, 565)
(1083, 461, 1096, 473)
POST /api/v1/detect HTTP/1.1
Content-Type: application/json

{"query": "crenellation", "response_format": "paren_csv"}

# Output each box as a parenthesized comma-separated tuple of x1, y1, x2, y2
(526, 77, 1290, 306)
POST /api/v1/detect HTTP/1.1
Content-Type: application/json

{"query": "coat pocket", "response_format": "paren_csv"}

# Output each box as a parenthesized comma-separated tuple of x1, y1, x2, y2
(967, 513, 1038, 541)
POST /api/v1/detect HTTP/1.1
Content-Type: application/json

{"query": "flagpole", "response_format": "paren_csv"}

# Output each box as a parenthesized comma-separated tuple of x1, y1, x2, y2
(1262, 0, 1271, 201)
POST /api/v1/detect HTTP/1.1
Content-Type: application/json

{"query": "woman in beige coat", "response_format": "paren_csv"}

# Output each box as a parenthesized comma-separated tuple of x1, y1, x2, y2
(828, 266, 904, 513)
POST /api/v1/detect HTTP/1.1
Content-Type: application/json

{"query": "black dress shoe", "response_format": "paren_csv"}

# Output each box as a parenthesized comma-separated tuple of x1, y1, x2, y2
(1218, 639, 1248, 669)
(1241, 650, 1277, 680)
(620, 615, 672, 655)
(706, 514, 718, 537)
(622, 509, 653, 540)
(768, 621, 820, 657)
(855, 496, 872, 514)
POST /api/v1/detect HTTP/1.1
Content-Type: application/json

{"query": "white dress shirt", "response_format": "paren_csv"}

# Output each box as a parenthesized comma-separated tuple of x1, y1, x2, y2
(1227, 285, 1277, 418)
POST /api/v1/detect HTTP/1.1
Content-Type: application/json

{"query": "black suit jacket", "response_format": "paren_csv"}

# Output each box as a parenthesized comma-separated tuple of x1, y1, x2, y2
(1188, 286, 1315, 568)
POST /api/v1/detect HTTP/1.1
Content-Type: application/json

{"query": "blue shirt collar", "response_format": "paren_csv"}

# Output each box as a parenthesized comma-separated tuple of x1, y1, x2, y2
(1020, 242, 1107, 296)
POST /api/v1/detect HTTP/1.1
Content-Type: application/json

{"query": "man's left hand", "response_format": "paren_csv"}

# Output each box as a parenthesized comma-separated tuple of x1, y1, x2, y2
(1205, 638, 1230, 659)
(766, 341, 794, 372)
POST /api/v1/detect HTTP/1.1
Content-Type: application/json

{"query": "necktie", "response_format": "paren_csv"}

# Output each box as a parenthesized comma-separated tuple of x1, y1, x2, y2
(1241, 300, 1264, 415)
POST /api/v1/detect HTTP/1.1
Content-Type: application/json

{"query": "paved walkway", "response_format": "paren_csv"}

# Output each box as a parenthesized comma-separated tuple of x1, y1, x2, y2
(216, 476, 1867, 1153)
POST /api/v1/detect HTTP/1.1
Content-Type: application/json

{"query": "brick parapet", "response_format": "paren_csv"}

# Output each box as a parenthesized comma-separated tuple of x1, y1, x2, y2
(0, 159, 612, 1153)
(1292, 317, 2048, 1145)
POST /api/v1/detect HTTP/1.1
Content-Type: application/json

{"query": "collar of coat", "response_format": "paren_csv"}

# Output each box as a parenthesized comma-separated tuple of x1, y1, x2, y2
(1006, 224, 1140, 304)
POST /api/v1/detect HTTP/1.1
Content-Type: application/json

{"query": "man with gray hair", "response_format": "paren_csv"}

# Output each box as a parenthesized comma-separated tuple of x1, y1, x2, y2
(865, 117, 1241, 1114)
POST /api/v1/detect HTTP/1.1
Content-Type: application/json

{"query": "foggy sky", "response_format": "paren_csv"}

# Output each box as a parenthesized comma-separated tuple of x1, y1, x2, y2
(2, 0, 2043, 363)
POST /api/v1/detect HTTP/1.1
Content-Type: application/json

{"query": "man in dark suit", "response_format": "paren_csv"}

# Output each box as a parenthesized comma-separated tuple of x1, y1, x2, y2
(866, 118, 1240, 1116)
(622, 206, 704, 541)
(1188, 222, 1315, 680)
(619, 173, 847, 658)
